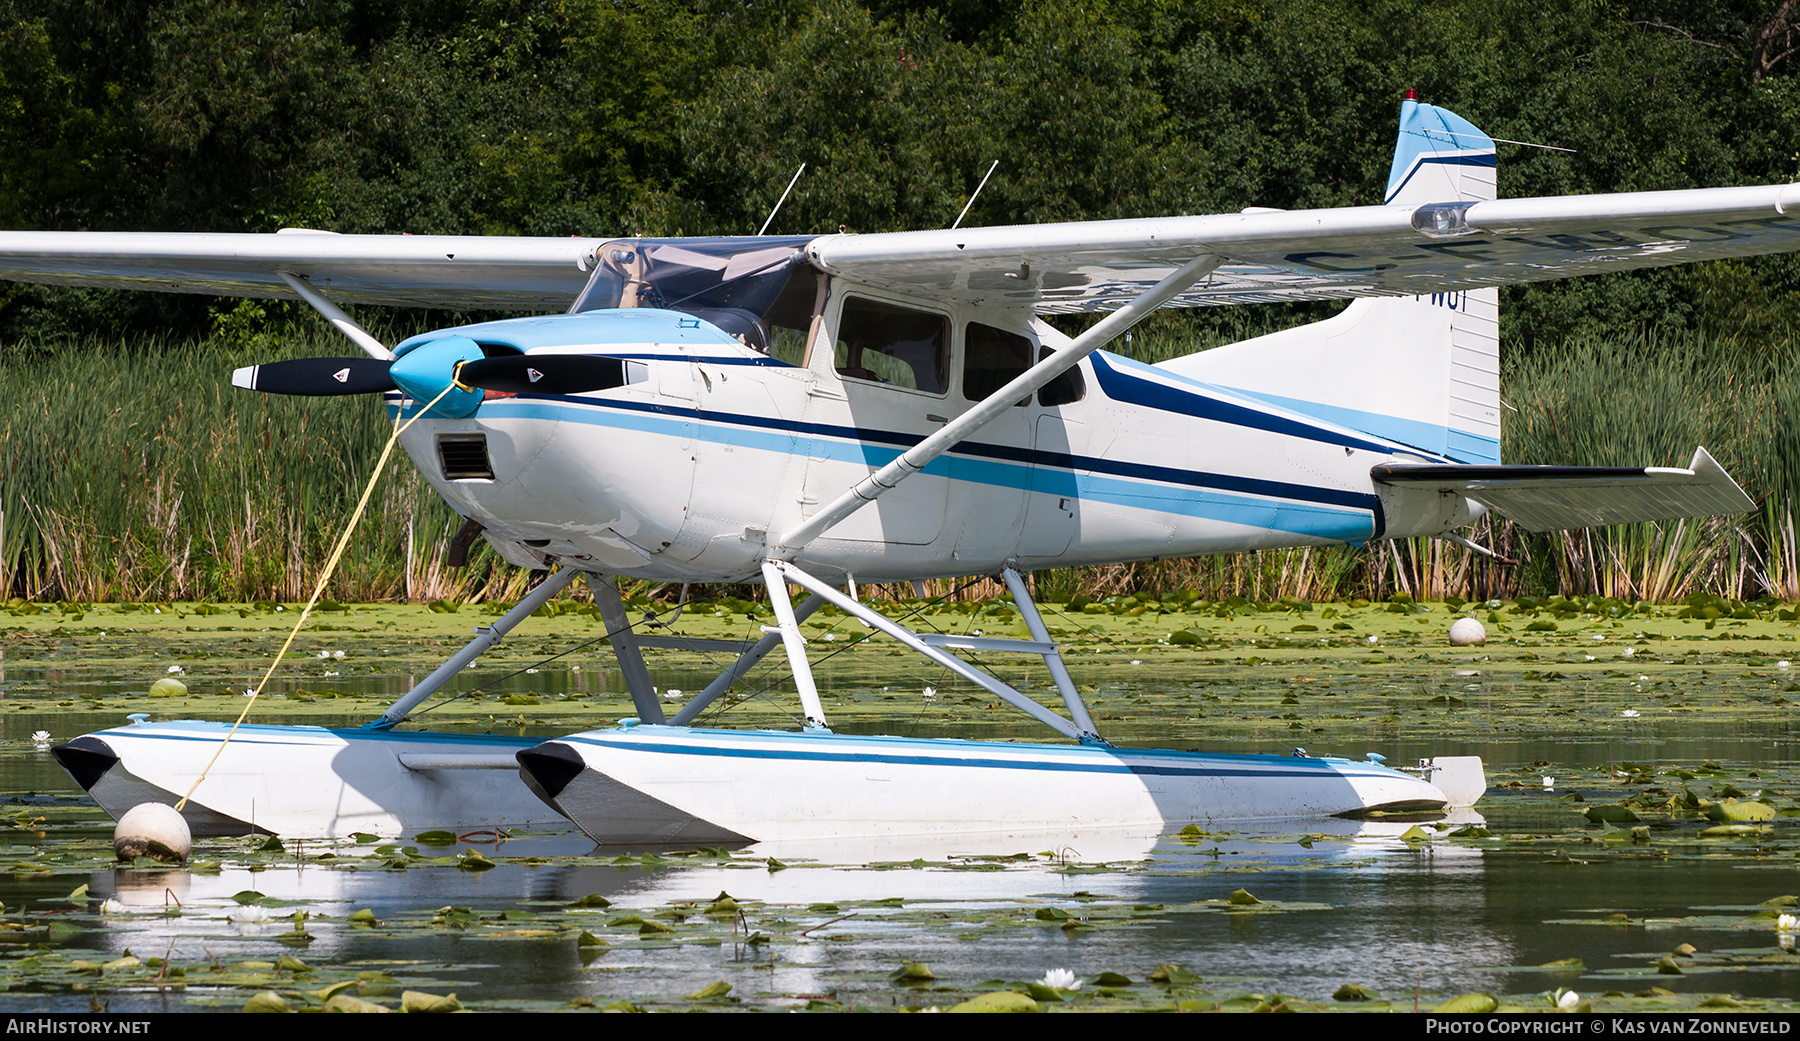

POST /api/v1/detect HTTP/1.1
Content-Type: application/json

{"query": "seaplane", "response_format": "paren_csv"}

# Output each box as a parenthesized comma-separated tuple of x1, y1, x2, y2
(18, 94, 1788, 845)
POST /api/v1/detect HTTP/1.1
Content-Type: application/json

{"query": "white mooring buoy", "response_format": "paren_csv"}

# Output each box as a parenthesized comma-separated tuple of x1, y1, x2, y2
(113, 803, 191, 863)
(1448, 616, 1487, 646)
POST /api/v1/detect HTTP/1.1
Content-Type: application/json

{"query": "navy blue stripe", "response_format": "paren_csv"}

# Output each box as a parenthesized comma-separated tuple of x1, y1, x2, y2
(1088, 353, 1401, 456)
(608, 353, 799, 368)
(1384, 151, 1498, 203)
(500, 393, 1384, 516)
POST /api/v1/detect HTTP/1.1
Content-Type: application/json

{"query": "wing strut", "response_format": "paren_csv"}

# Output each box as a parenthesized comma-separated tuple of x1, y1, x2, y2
(277, 271, 394, 361)
(777, 252, 1223, 550)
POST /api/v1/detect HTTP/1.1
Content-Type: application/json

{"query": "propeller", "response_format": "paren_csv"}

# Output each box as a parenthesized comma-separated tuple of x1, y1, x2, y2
(232, 357, 398, 396)
(231, 351, 629, 398)
(454, 355, 628, 395)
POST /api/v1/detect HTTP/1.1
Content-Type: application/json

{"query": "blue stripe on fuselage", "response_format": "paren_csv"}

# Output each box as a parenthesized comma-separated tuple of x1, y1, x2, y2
(471, 382, 1387, 540)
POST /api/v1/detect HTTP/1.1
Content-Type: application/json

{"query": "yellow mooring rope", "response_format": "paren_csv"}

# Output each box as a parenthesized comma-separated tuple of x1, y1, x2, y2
(176, 381, 462, 811)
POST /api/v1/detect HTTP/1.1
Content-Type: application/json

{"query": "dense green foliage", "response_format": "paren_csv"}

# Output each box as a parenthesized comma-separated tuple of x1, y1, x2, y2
(9, 0, 1800, 601)
(8, 0, 1800, 343)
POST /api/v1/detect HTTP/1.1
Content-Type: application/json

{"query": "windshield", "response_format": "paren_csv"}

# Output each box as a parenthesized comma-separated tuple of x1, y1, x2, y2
(568, 236, 821, 355)
(570, 236, 816, 332)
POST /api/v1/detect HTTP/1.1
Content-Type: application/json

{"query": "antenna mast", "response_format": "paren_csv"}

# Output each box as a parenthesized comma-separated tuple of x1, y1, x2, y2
(758, 164, 807, 236)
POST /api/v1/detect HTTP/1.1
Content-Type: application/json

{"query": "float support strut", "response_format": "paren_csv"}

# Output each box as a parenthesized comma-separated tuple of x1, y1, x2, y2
(588, 574, 666, 724)
(762, 561, 831, 730)
(669, 592, 825, 726)
(371, 566, 581, 728)
(1001, 565, 1099, 739)
(768, 559, 1096, 743)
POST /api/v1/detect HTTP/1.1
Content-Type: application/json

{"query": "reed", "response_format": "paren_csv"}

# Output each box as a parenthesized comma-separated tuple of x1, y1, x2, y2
(1, 328, 520, 602)
(7, 321, 1800, 604)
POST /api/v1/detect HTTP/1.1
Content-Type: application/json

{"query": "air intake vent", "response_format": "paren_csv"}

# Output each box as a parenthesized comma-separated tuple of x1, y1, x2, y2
(437, 434, 494, 480)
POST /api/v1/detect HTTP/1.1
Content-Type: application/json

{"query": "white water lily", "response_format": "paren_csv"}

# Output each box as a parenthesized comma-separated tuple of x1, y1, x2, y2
(1130, 659, 1143, 665)
(1622, 647, 1636, 656)
(1367, 635, 1379, 644)
(333, 649, 345, 659)
(1555, 989, 1581, 1010)
(30, 731, 50, 747)
(99, 899, 129, 915)
(922, 687, 936, 700)
(1038, 968, 1081, 991)
(166, 665, 183, 673)
(1621, 710, 1640, 718)
(227, 905, 271, 923)
(1778, 912, 1798, 932)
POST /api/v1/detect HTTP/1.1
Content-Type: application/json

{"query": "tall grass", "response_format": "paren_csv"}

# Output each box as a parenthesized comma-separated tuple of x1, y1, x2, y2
(7, 322, 1800, 604)
(2, 328, 521, 602)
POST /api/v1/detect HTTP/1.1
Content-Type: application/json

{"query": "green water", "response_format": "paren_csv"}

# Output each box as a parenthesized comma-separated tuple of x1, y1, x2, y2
(0, 599, 1795, 1011)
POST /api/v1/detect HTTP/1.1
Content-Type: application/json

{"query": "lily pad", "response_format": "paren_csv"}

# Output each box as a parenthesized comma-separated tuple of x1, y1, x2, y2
(948, 990, 1039, 1013)
(1433, 993, 1499, 1013)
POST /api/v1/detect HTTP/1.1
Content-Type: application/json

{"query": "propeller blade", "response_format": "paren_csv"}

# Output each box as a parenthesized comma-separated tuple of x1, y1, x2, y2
(232, 357, 397, 396)
(456, 355, 628, 395)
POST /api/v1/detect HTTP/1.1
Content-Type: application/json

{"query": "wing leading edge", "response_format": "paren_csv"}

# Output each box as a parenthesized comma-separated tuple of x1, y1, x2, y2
(1370, 447, 1755, 532)
(0, 229, 600, 310)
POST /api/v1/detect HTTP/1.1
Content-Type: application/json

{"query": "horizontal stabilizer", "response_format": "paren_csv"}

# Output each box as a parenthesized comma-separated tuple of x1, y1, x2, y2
(1370, 447, 1753, 532)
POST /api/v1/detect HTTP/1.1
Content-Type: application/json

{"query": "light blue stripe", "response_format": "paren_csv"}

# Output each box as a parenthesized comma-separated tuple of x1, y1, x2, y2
(1445, 427, 1502, 465)
(1220, 387, 1448, 455)
(111, 721, 538, 749)
(562, 729, 1361, 779)
(491, 399, 1374, 541)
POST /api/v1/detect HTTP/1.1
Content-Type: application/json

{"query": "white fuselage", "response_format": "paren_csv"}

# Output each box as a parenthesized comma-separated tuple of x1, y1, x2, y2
(394, 295, 1475, 583)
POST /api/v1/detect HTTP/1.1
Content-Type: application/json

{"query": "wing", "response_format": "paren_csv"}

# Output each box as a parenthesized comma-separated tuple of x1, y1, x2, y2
(4, 183, 1800, 313)
(807, 184, 1800, 313)
(0, 228, 599, 310)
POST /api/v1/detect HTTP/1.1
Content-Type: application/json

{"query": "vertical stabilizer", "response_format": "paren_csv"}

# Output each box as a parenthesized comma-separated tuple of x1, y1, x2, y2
(1157, 93, 1501, 464)
(1385, 90, 1496, 206)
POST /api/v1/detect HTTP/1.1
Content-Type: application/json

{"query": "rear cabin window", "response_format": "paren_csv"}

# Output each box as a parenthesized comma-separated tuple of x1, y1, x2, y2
(834, 297, 949, 394)
(1037, 346, 1086, 406)
(962, 322, 1033, 405)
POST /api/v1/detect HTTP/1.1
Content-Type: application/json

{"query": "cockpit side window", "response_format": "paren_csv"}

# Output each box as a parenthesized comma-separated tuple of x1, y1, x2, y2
(761, 265, 824, 366)
(834, 297, 949, 394)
